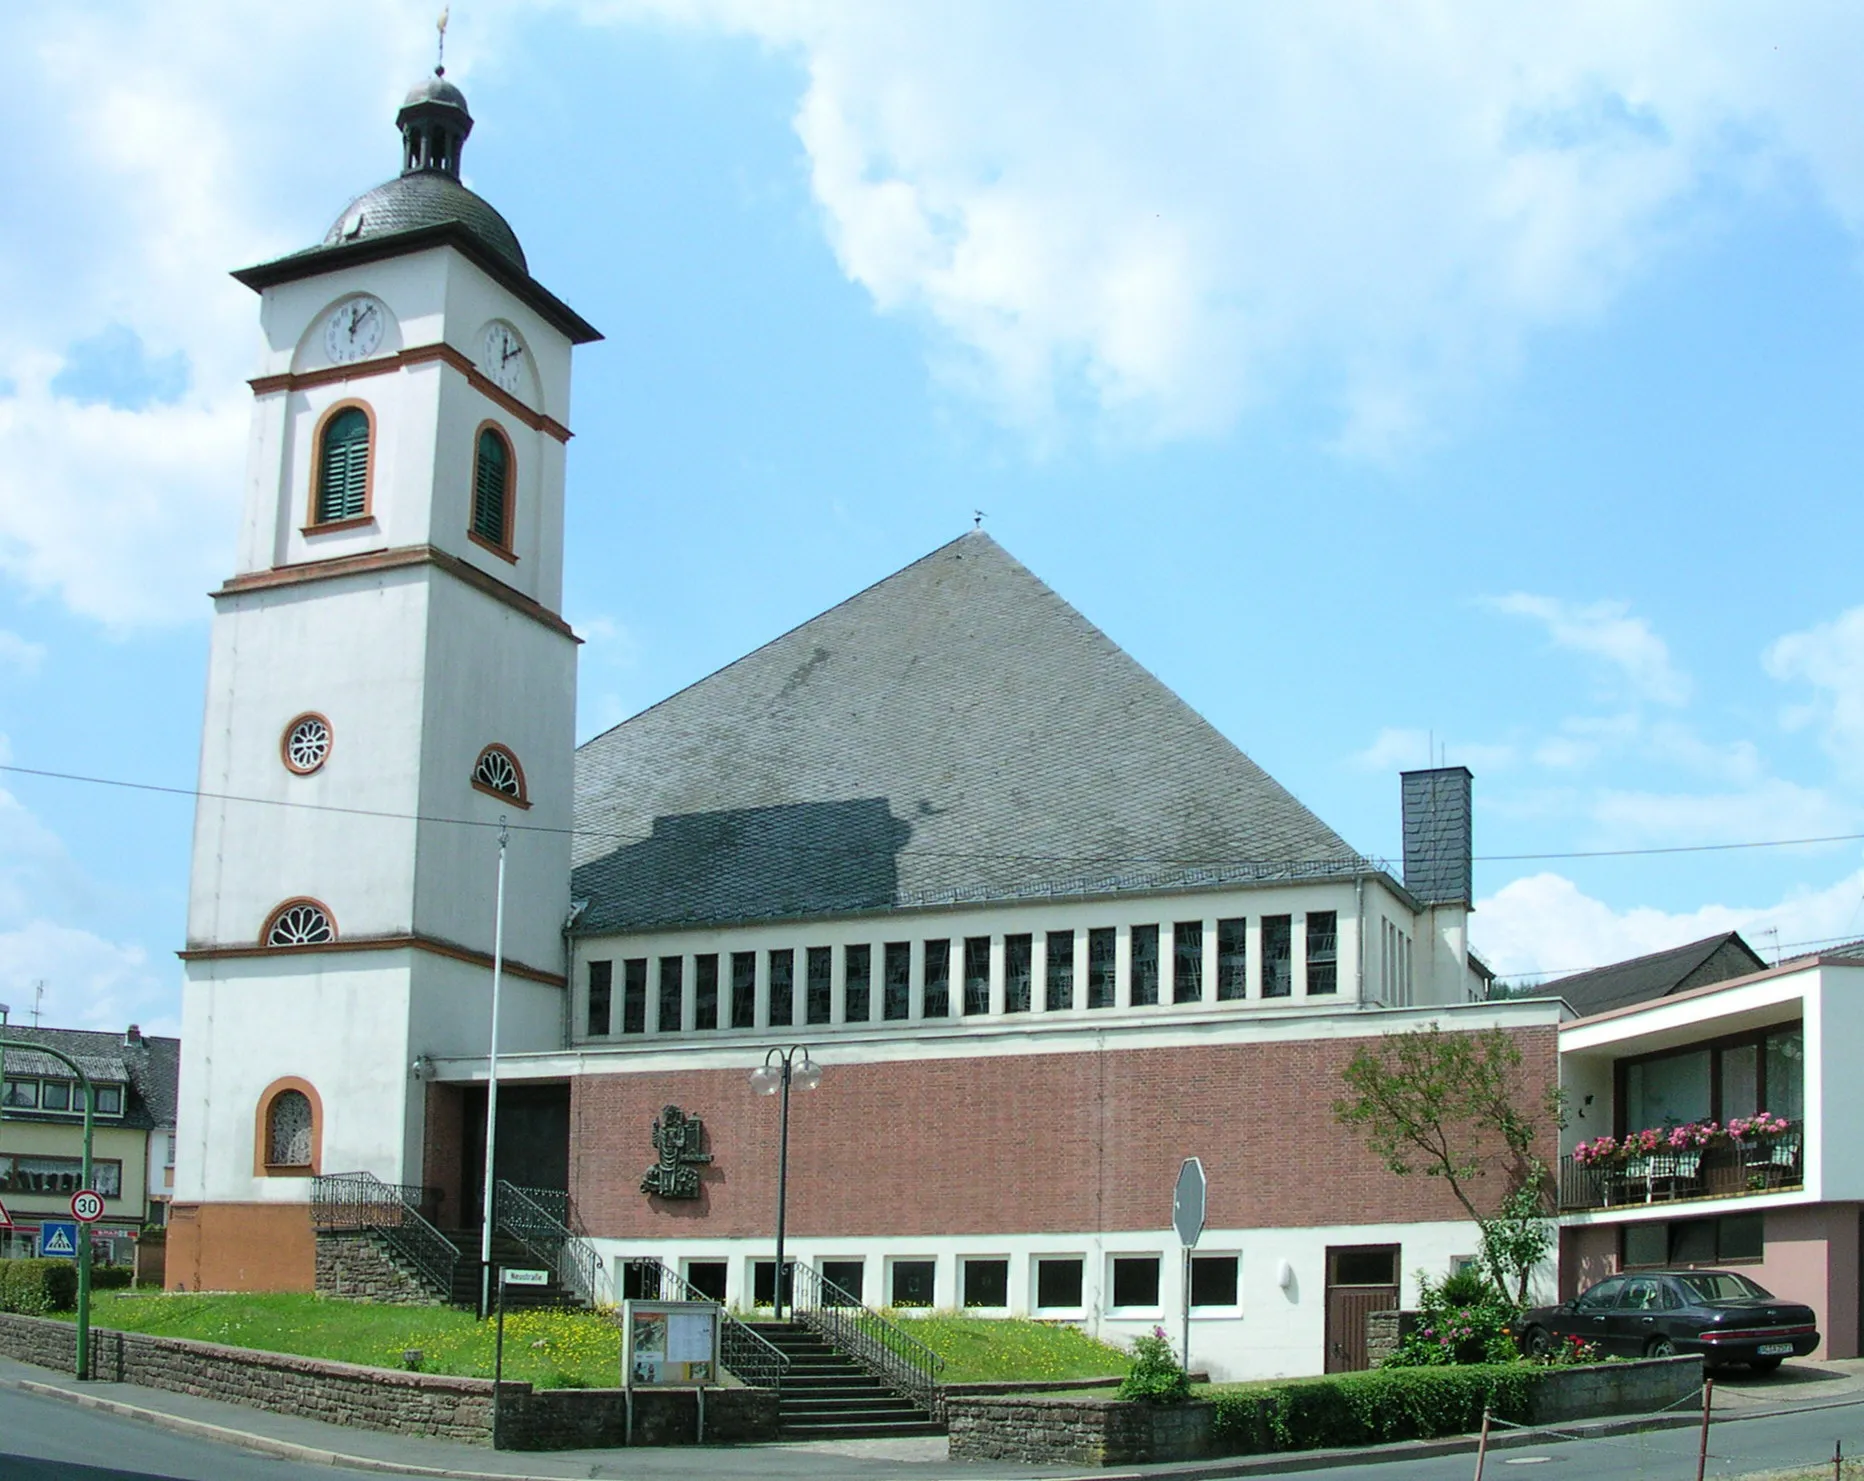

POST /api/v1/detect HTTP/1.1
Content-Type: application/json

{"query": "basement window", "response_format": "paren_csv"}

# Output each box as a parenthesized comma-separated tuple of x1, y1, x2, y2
(963, 1258, 1009, 1309)
(1111, 1255, 1161, 1310)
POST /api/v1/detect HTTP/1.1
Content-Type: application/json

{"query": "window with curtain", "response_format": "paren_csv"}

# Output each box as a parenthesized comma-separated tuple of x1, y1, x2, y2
(314, 407, 370, 523)
(471, 426, 512, 547)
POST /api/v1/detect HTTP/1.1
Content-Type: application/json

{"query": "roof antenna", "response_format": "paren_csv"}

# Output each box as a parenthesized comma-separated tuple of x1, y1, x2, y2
(435, 5, 450, 76)
(973, 509, 986, 528)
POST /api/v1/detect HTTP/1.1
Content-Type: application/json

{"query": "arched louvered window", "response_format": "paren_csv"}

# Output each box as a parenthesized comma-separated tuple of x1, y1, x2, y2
(471, 426, 512, 549)
(314, 405, 371, 524)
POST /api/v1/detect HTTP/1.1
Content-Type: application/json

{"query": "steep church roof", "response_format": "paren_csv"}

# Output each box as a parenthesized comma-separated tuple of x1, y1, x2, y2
(572, 533, 1363, 933)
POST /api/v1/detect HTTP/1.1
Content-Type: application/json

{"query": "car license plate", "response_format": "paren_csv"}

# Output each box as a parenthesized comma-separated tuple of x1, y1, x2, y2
(1757, 1343, 1794, 1356)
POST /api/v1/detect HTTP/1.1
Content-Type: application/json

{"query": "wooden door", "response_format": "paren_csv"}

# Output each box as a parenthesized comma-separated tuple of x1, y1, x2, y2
(1324, 1244, 1400, 1373)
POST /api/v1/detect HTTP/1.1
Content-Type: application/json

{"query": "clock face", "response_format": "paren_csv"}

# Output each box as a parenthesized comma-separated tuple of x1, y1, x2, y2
(323, 296, 386, 363)
(481, 322, 526, 394)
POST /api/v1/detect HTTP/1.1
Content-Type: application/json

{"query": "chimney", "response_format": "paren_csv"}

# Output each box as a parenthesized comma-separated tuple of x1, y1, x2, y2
(124, 1024, 142, 1047)
(1400, 767, 1473, 907)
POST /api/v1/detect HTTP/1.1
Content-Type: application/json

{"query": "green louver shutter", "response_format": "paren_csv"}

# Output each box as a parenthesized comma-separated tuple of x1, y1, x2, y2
(315, 408, 370, 523)
(472, 428, 510, 546)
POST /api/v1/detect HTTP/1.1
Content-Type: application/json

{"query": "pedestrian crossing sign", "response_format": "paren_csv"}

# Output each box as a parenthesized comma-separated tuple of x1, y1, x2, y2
(0, 1199, 11, 1229)
(39, 1221, 77, 1258)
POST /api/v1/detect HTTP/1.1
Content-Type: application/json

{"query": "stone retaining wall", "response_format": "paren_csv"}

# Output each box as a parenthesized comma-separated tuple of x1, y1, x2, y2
(0, 1311, 777, 1449)
(948, 1394, 1214, 1466)
(314, 1232, 440, 1306)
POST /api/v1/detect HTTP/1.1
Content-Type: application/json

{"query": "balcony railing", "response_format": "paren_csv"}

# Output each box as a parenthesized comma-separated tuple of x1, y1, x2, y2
(1559, 1127, 1803, 1212)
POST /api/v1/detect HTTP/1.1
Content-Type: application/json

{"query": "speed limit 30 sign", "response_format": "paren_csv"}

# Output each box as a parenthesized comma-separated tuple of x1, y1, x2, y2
(70, 1189, 105, 1223)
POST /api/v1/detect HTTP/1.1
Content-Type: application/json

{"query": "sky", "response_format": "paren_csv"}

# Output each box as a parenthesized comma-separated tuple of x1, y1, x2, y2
(3, 2, 1864, 1038)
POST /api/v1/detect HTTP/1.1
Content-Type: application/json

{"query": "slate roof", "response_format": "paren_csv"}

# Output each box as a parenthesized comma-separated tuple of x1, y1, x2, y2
(0, 1025, 180, 1132)
(1544, 932, 1766, 1019)
(322, 171, 527, 274)
(573, 533, 1366, 934)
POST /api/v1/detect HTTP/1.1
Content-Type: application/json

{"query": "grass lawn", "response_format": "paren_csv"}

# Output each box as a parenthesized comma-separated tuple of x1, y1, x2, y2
(56, 1294, 1130, 1389)
(887, 1312, 1128, 1384)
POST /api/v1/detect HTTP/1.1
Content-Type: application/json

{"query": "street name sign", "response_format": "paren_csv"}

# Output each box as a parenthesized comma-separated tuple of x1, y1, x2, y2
(502, 1268, 549, 1286)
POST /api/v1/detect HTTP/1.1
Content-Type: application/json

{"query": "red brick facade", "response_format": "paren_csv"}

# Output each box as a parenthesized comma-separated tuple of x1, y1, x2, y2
(569, 1026, 1557, 1239)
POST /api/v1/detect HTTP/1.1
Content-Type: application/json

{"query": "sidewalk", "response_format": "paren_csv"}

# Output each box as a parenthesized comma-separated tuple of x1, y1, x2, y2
(5, 1350, 1864, 1481)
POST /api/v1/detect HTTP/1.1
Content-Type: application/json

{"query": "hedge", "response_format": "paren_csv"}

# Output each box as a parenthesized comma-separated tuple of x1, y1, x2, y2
(1210, 1364, 1538, 1454)
(0, 1260, 79, 1315)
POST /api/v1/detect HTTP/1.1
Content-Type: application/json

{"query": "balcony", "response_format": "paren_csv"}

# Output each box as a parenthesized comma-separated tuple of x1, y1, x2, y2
(1559, 1125, 1802, 1212)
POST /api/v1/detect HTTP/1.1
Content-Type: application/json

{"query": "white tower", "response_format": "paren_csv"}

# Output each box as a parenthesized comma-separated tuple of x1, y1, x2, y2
(170, 73, 599, 1289)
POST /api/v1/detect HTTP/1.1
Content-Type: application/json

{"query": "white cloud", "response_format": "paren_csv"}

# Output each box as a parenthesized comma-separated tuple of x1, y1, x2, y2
(1473, 866, 1864, 984)
(0, 630, 45, 675)
(1352, 726, 1515, 774)
(596, 1, 1864, 452)
(0, 2, 444, 628)
(1588, 778, 1846, 849)
(0, 778, 178, 1036)
(1765, 603, 1864, 777)
(1486, 594, 1690, 705)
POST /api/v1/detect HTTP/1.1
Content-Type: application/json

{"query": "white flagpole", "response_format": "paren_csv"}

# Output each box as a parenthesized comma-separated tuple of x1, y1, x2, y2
(479, 819, 509, 1317)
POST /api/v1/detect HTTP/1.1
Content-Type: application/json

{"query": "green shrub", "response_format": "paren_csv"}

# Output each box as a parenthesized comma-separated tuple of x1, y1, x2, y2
(91, 1267, 134, 1291)
(1209, 1365, 1537, 1454)
(1383, 1271, 1518, 1367)
(1117, 1327, 1191, 1403)
(0, 1260, 80, 1315)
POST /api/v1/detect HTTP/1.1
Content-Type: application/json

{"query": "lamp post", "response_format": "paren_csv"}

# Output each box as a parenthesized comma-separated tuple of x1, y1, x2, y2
(750, 1046, 820, 1319)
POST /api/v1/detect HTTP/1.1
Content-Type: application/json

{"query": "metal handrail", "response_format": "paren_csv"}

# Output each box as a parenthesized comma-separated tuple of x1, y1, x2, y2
(786, 1262, 946, 1418)
(495, 1180, 606, 1309)
(618, 1256, 790, 1392)
(311, 1171, 460, 1301)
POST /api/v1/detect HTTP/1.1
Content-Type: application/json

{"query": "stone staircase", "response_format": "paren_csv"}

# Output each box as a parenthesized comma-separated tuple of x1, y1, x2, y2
(439, 1231, 580, 1311)
(753, 1321, 944, 1439)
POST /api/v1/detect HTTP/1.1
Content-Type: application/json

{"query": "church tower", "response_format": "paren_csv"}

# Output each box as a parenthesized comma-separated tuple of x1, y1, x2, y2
(170, 72, 599, 1289)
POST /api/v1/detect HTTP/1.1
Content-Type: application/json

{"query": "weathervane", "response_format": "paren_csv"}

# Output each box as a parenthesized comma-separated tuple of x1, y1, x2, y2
(436, 6, 450, 75)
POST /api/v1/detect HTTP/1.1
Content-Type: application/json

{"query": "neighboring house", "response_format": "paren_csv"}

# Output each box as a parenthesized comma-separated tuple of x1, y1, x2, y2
(1554, 947, 1859, 1358)
(0, 1024, 181, 1264)
(1539, 932, 1766, 1018)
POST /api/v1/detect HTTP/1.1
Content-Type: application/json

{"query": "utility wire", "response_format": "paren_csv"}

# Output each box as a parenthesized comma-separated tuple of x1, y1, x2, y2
(3, 760, 1863, 870)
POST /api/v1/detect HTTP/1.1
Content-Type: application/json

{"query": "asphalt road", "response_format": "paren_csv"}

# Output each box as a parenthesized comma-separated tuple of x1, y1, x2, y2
(4, 1377, 1864, 1481)
(0, 1382, 381, 1481)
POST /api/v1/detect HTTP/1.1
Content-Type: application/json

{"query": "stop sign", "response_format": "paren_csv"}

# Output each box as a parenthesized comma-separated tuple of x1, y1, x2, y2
(1173, 1158, 1206, 1248)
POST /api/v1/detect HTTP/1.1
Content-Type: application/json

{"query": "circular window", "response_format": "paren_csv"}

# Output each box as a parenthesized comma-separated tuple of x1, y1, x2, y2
(264, 900, 335, 947)
(282, 713, 332, 775)
(472, 744, 528, 805)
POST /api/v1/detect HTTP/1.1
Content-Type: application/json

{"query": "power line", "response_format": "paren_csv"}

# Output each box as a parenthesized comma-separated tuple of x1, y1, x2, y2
(1498, 930, 1864, 984)
(2, 759, 1862, 871)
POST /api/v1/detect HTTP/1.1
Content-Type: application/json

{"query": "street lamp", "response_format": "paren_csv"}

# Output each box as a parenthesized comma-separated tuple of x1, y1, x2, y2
(750, 1046, 821, 1319)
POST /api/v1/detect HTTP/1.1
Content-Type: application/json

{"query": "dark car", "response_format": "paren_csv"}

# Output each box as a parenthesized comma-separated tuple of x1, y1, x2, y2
(1515, 1270, 1818, 1372)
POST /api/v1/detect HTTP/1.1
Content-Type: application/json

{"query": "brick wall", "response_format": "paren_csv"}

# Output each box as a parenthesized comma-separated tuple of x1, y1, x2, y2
(570, 1027, 1558, 1239)
(0, 1311, 779, 1449)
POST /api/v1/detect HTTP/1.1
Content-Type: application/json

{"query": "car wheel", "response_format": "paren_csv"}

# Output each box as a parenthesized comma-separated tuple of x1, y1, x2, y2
(1748, 1357, 1784, 1375)
(1645, 1335, 1677, 1359)
(1524, 1326, 1553, 1358)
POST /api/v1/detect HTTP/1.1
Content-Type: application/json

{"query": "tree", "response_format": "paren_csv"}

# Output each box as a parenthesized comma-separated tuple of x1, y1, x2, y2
(1332, 1025, 1559, 1301)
